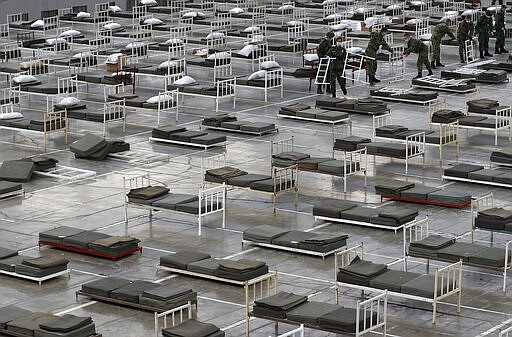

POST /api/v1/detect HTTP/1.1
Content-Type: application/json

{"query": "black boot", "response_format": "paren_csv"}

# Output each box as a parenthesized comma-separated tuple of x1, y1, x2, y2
(495, 48, 501, 55)
(436, 61, 445, 67)
(341, 87, 347, 95)
(431, 61, 437, 69)
(414, 71, 423, 79)
(369, 75, 377, 84)
(316, 85, 323, 94)
(326, 85, 331, 94)
(331, 90, 336, 98)
(501, 48, 509, 53)
(480, 51, 485, 59)
(373, 76, 381, 83)
(427, 69, 433, 76)
(484, 50, 493, 57)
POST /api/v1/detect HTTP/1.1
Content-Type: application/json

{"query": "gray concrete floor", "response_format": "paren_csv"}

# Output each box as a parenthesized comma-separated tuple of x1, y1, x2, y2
(1, 7, 512, 337)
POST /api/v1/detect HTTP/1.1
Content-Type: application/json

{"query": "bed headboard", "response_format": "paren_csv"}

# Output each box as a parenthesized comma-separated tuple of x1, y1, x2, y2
(156, 89, 179, 125)
(270, 136, 294, 159)
(470, 192, 494, 241)
(153, 302, 193, 337)
(402, 216, 430, 259)
(334, 243, 364, 279)
(356, 291, 387, 337)
(201, 153, 227, 178)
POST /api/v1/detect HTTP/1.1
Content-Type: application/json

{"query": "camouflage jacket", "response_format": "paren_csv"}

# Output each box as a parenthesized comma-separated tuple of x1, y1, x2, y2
(366, 32, 391, 55)
(318, 38, 331, 58)
(457, 20, 475, 40)
(404, 38, 427, 54)
(432, 23, 456, 40)
(327, 45, 347, 71)
(495, 11, 505, 29)
(475, 15, 493, 34)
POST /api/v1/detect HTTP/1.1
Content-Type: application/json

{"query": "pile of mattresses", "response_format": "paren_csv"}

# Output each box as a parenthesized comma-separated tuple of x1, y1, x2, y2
(70, 133, 130, 160)
(278, 103, 350, 121)
(126, 185, 222, 214)
(334, 135, 419, 159)
(370, 88, 438, 102)
(0, 305, 98, 337)
(313, 199, 418, 228)
(408, 235, 511, 267)
(202, 114, 276, 134)
(443, 163, 512, 186)
(252, 291, 376, 334)
(151, 125, 226, 147)
(162, 319, 225, 337)
(474, 207, 512, 232)
(337, 256, 456, 297)
(431, 109, 501, 128)
(491, 148, 512, 165)
(479, 62, 512, 72)
(39, 226, 141, 259)
(466, 98, 510, 116)
(243, 225, 348, 254)
(374, 180, 472, 207)
(272, 151, 360, 175)
(412, 77, 476, 92)
(440, 69, 508, 83)
(205, 166, 294, 192)
(159, 251, 269, 281)
(80, 276, 197, 310)
(375, 124, 454, 144)
(0, 156, 59, 182)
(0, 247, 69, 279)
(0, 180, 23, 198)
(315, 97, 389, 115)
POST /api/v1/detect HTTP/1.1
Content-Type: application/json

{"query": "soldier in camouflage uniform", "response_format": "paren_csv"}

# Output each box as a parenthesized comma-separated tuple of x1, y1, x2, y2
(430, 23, 456, 69)
(458, 15, 475, 63)
(326, 36, 348, 98)
(365, 27, 392, 84)
(403, 32, 433, 79)
(316, 31, 334, 94)
(495, 5, 508, 54)
(476, 10, 494, 58)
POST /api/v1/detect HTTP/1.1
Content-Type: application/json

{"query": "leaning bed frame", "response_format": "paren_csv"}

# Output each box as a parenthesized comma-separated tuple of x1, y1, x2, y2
(202, 153, 298, 213)
(123, 172, 226, 236)
(335, 243, 462, 324)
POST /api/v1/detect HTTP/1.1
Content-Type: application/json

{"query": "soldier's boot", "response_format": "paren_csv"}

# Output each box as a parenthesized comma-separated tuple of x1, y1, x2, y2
(480, 51, 485, 59)
(495, 47, 501, 54)
(460, 54, 465, 63)
(427, 69, 434, 76)
(331, 90, 336, 98)
(414, 71, 423, 79)
(326, 84, 331, 94)
(341, 87, 347, 95)
(317, 85, 323, 94)
(484, 50, 493, 57)
(430, 61, 437, 69)
(501, 48, 509, 53)
(368, 75, 377, 84)
(436, 61, 445, 67)
(373, 75, 381, 83)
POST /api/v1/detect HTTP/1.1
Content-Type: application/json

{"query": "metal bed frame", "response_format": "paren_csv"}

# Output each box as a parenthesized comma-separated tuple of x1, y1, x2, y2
(0, 267, 69, 285)
(277, 325, 304, 337)
(153, 301, 194, 337)
(335, 242, 462, 324)
(404, 215, 511, 292)
(201, 118, 278, 136)
(369, 86, 438, 105)
(272, 136, 367, 193)
(201, 153, 298, 213)
(442, 167, 512, 189)
(470, 193, 512, 243)
(237, 66, 283, 102)
(373, 113, 459, 164)
(154, 89, 179, 125)
(123, 172, 226, 236)
(429, 100, 512, 146)
(412, 75, 477, 93)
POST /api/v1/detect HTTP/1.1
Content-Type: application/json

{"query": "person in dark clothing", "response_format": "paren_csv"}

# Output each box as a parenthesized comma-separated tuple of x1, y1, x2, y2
(403, 32, 433, 79)
(317, 31, 334, 94)
(365, 27, 392, 84)
(475, 10, 494, 59)
(326, 36, 348, 97)
(457, 14, 475, 63)
(495, 5, 508, 54)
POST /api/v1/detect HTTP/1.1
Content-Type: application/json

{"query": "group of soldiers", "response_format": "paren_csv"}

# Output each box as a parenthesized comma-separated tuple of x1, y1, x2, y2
(316, 6, 508, 94)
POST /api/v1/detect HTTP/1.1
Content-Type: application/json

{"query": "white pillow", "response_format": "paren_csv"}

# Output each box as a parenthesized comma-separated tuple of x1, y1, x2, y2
(13, 75, 37, 84)
(73, 52, 93, 58)
(60, 29, 81, 37)
(183, 11, 204, 18)
(58, 97, 80, 107)
(355, 7, 366, 14)
(462, 9, 476, 16)
(158, 60, 178, 69)
(238, 44, 257, 57)
(207, 51, 230, 60)
(243, 26, 260, 33)
(303, 53, 319, 62)
(410, 0, 425, 5)
(146, 94, 173, 104)
(126, 42, 145, 49)
(251, 34, 264, 43)
(278, 4, 294, 10)
(325, 13, 343, 20)
(229, 7, 244, 14)
(31, 20, 44, 28)
(76, 11, 91, 18)
(20, 60, 42, 69)
(109, 5, 122, 12)
(46, 38, 66, 45)
(173, 76, 196, 85)
(194, 48, 208, 56)
(419, 33, 432, 41)
(112, 71, 130, 76)
(406, 18, 420, 24)
(104, 22, 122, 30)
(105, 53, 124, 64)
(322, 0, 336, 5)
(206, 32, 225, 39)
(164, 38, 183, 45)
(141, 0, 157, 4)
(260, 60, 280, 70)
(347, 46, 364, 54)
(386, 4, 401, 9)
(286, 20, 303, 26)
(248, 70, 266, 80)
(331, 23, 348, 30)
(0, 112, 23, 120)
(144, 18, 163, 25)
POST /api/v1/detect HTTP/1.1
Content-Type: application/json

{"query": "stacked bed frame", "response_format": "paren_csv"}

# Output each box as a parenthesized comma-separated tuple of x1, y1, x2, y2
(370, 86, 439, 105)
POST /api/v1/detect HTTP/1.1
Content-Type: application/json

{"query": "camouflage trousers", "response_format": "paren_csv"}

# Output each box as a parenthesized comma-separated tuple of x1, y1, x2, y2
(432, 38, 442, 62)
(365, 50, 377, 76)
(459, 39, 470, 58)
(496, 28, 505, 49)
(416, 50, 432, 72)
(329, 70, 346, 93)
(478, 32, 489, 52)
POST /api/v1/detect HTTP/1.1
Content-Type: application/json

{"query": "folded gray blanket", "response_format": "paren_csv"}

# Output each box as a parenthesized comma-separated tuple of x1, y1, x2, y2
(22, 256, 69, 269)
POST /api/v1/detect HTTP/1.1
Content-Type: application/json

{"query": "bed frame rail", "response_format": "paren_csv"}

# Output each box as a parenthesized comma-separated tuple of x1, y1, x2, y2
(154, 302, 193, 337)
(356, 291, 387, 337)
(103, 99, 126, 136)
(157, 89, 179, 125)
(470, 192, 494, 241)
(278, 325, 304, 337)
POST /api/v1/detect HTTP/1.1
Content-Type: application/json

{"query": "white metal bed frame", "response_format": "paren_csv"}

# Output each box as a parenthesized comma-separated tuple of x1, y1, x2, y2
(156, 89, 179, 125)
(272, 136, 367, 193)
(373, 113, 459, 164)
(238, 67, 283, 102)
(370, 86, 438, 105)
(335, 242, 462, 324)
(201, 153, 298, 213)
(153, 301, 193, 337)
(0, 267, 70, 285)
(277, 325, 304, 337)
(123, 172, 226, 236)
(412, 75, 477, 93)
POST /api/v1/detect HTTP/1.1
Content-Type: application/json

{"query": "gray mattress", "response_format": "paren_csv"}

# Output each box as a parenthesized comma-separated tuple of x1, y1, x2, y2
(81, 277, 132, 297)
(0, 305, 33, 329)
(467, 246, 510, 267)
(141, 285, 194, 302)
(337, 256, 388, 286)
(6, 312, 58, 336)
(151, 194, 199, 210)
(369, 269, 422, 293)
(400, 186, 440, 200)
(138, 290, 197, 309)
(61, 231, 110, 250)
(375, 180, 416, 197)
(250, 177, 295, 192)
(174, 200, 222, 214)
(317, 160, 360, 175)
(318, 307, 378, 334)
(242, 225, 290, 243)
(339, 206, 379, 223)
(286, 301, 339, 326)
(0, 247, 18, 259)
(110, 280, 160, 303)
(426, 190, 471, 204)
(401, 274, 447, 298)
(0, 180, 23, 195)
(226, 173, 271, 187)
(34, 322, 95, 337)
(0, 160, 35, 183)
(160, 251, 211, 270)
(438, 242, 487, 262)
(38, 314, 92, 334)
(69, 133, 107, 157)
(444, 164, 484, 178)
(0, 255, 25, 272)
(15, 264, 67, 277)
(187, 258, 221, 275)
(39, 226, 87, 245)
(253, 292, 308, 318)
(313, 199, 358, 218)
(271, 230, 315, 248)
(161, 319, 224, 337)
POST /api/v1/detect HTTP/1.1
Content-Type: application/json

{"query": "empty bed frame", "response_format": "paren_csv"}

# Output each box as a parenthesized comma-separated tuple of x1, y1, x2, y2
(271, 137, 367, 192)
(202, 153, 298, 212)
(335, 243, 462, 324)
(404, 216, 511, 292)
(123, 172, 226, 236)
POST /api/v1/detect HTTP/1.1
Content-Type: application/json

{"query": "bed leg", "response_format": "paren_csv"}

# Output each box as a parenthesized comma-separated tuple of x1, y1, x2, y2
(426, 259, 430, 274)
(432, 300, 437, 324)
